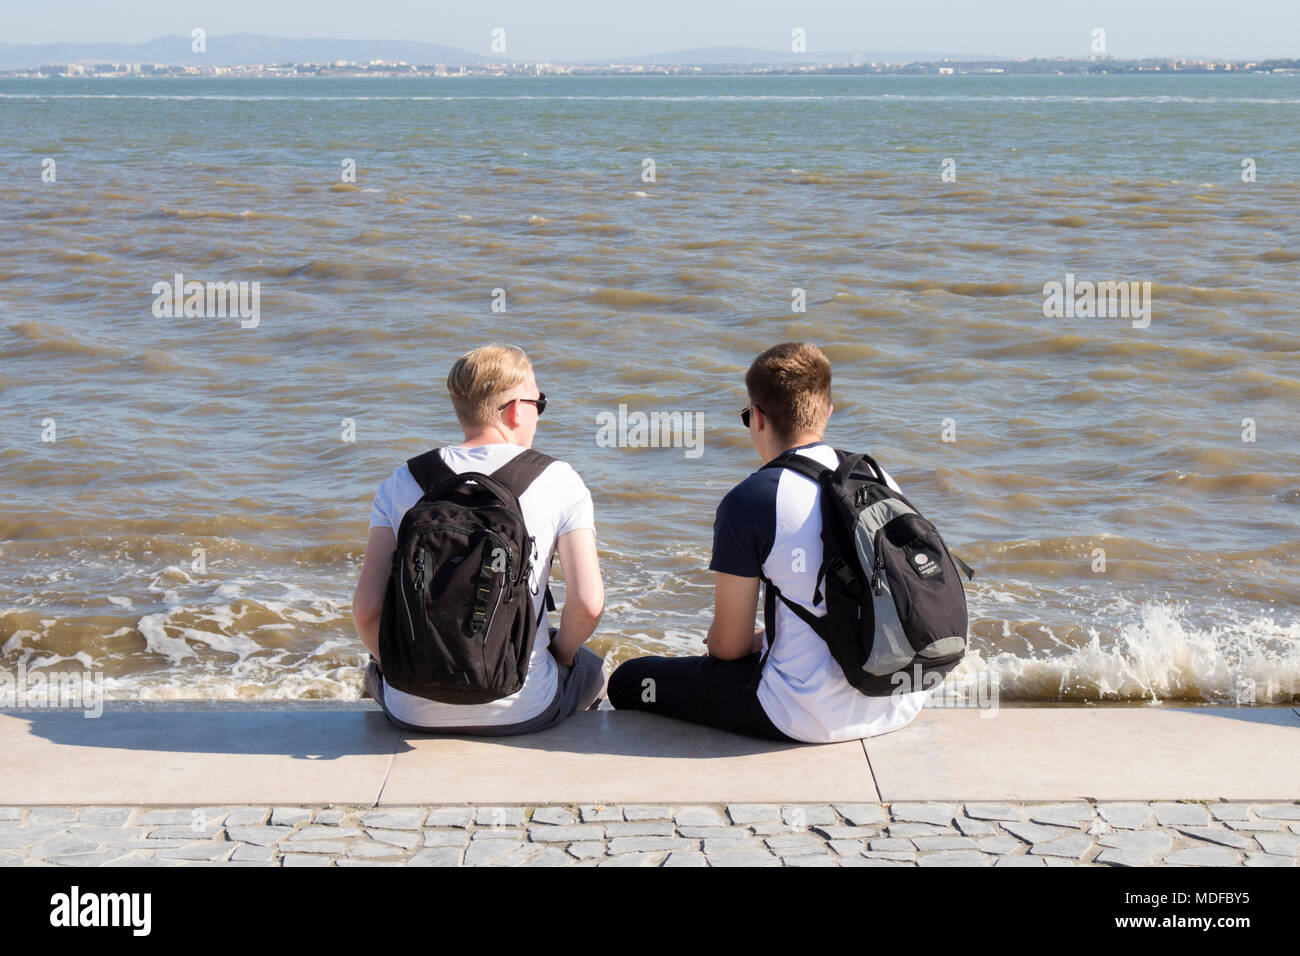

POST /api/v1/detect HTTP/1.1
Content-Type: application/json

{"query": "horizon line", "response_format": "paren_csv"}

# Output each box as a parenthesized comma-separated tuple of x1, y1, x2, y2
(2, 34, 1292, 65)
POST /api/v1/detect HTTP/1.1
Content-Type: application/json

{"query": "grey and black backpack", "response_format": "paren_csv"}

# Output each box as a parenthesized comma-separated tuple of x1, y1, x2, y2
(754, 450, 974, 696)
(378, 448, 556, 704)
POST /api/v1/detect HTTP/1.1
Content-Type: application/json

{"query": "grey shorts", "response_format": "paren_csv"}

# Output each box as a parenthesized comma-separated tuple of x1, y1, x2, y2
(363, 646, 608, 736)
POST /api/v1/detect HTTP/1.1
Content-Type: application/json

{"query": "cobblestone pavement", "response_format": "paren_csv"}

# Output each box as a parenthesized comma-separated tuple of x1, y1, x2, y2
(1, 802, 1298, 867)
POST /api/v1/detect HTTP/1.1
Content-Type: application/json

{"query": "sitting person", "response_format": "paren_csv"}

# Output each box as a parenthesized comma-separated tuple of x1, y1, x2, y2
(608, 342, 930, 743)
(351, 344, 608, 734)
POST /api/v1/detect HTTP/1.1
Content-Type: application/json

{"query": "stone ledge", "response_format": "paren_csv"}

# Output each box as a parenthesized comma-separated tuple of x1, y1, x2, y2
(0, 705, 1297, 805)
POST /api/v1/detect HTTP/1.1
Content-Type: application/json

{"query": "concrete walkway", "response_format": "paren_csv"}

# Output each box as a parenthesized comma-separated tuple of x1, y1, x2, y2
(1, 704, 1296, 867)
(1, 703, 1297, 805)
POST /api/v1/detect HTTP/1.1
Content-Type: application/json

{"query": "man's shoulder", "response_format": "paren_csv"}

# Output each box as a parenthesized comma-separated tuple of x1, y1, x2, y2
(531, 453, 587, 490)
(717, 465, 782, 517)
(384, 460, 419, 488)
(726, 443, 837, 503)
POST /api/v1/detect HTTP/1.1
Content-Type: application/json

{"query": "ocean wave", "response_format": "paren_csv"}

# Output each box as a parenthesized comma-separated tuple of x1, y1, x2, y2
(8, 599, 1294, 704)
(157, 206, 267, 221)
(957, 601, 1300, 704)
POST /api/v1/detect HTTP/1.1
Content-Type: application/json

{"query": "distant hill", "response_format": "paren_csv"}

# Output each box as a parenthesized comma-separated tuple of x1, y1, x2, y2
(0, 35, 1011, 70)
(0, 34, 490, 69)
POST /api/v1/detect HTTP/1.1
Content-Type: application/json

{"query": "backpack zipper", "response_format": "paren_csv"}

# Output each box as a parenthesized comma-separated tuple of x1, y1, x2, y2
(398, 554, 418, 645)
(480, 576, 506, 646)
(398, 522, 516, 582)
(871, 530, 886, 595)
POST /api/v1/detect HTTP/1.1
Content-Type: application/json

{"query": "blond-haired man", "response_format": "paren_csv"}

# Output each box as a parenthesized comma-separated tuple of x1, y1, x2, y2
(352, 344, 608, 734)
(610, 343, 929, 742)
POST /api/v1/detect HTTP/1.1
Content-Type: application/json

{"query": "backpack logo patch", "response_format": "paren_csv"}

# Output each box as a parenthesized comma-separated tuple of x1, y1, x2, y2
(913, 551, 940, 577)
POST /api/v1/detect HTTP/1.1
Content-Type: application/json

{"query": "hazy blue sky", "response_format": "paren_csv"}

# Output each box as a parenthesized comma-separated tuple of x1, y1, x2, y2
(2, 1, 1296, 59)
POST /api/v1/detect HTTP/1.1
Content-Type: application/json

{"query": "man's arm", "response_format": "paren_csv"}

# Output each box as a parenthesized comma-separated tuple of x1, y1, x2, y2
(705, 572, 762, 660)
(352, 526, 396, 661)
(549, 527, 604, 667)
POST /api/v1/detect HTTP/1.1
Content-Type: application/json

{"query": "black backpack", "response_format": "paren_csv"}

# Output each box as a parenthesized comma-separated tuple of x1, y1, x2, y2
(377, 448, 557, 704)
(753, 450, 975, 697)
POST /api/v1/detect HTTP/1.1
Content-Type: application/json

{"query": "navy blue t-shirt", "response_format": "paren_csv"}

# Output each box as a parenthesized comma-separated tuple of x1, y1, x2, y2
(709, 441, 829, 578)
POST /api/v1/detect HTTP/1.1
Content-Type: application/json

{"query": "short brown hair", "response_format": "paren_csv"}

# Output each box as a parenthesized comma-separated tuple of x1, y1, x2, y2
(446, 344, 532, 428)
(744, 342, 832, 442)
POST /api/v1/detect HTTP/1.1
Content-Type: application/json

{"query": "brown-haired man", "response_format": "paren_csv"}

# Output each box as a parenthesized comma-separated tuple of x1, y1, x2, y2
(609, 342, 929, 742)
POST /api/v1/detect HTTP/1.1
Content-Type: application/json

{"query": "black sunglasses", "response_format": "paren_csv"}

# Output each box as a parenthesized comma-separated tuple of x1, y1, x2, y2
(500, 392, 547, 417)
(740, 403, 765, 428)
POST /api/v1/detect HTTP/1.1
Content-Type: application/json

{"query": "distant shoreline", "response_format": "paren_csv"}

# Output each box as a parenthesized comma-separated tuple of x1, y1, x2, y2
(5, 57, 1300, 80)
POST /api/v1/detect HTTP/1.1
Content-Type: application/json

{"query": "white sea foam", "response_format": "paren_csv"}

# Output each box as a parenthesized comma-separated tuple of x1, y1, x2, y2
(136, 612, 197, 663)
(176, 625, 261, 659)
(3, 630, 33, 655)
(102, 663, 363, 701)
(17, 594, 1290, 704)
(955, 601, 1300, 704)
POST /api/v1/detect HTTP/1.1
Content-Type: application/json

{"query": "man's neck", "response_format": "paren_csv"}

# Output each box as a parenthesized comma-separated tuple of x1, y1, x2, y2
(779, 434, 825, 455)
(456, 427, 519, 448)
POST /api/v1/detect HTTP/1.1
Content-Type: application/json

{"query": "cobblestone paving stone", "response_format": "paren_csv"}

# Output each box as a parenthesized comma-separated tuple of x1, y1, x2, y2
(0, 802, 1296, 867)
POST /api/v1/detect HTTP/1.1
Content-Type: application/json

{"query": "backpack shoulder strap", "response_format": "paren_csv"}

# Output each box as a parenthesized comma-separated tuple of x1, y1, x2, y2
(748, 571, 831, 690)
(406, 448, 557, 499)
(491, 449, 557, 499)
(760, 452, 831, 484)
(406, 449, 456, 495)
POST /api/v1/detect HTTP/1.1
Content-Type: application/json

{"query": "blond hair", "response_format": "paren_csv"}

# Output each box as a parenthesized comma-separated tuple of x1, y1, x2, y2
(744, 342, 832, 442)
(446, 344, 533, 428)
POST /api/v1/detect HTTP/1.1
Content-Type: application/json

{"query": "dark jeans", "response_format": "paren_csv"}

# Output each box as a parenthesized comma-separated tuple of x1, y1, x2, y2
(608, 653, 796, 742)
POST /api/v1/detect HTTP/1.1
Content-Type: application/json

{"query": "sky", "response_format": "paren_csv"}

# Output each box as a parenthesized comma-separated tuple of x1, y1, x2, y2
(1, 0, 1297, 60)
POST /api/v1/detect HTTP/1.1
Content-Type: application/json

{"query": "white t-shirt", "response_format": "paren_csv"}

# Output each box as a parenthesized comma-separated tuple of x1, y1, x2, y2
(710, 442, 930, 743)
(367, 443, 595, 727)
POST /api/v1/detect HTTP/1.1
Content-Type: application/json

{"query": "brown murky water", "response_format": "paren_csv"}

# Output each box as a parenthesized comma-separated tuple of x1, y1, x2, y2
(1, 74, 1297, 703)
